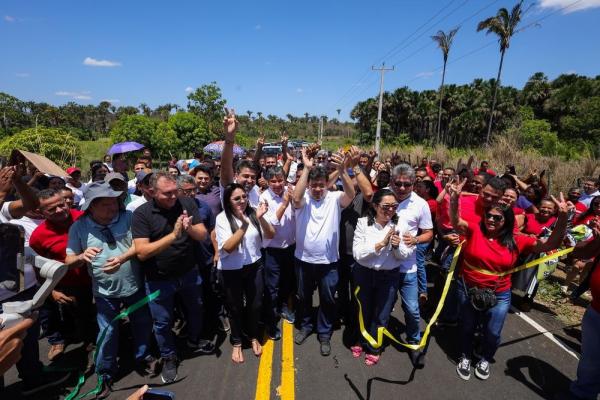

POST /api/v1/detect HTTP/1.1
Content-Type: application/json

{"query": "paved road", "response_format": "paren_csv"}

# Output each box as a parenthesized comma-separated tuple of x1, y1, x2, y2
(2, 286, 583, 400)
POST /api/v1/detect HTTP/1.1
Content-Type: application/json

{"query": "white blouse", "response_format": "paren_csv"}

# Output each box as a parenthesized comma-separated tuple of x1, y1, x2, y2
(215, 212, 262, 270)
(352, 217, 414, 271)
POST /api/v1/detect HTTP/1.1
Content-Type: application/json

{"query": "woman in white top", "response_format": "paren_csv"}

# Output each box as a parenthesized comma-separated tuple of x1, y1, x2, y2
(215, 183, 275, 364)
(351, 188, 414, 365)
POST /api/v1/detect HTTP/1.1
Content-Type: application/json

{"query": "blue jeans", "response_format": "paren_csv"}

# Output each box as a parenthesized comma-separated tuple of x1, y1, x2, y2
(145, 268, 204, 358)
(457, 279, 511, 360)
(353, 264, 400, 354)
(94, 289, 153, 379)
(295, 258, 338, 341)
(416, 242, 430, 295)
(264, 246, 296, 327)
(571, 306, 600, 399)
(398, 271, 420, 344)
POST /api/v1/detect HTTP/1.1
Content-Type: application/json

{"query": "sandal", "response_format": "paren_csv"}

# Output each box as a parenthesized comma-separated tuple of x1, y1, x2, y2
(365, 354, 380, 366)
(231, 344, 244, 364)
(251, 339, 262, 357)
(350, 345, 363, 358)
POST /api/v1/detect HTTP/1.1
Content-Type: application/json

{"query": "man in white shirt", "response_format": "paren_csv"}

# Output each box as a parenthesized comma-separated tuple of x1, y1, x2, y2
(260, 166, 296, 340)
(220, 110, 262, 208)
(580, 177, 600, 208)
(292, 149, 355, 356)
(389, 163, 433, 367)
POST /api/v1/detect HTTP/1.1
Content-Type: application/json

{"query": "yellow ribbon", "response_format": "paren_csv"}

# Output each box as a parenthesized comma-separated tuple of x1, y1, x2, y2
(355, 244, 574, 350)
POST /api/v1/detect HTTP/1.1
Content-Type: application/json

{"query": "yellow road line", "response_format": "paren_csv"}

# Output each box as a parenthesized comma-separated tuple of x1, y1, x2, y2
(255, 338, 275, 400)
(280, 322, 295, 400)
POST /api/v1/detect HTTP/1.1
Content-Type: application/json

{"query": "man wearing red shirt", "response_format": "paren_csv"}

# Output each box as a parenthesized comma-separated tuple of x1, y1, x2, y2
(473, 161, 496, 177)
(30, 188, 95, 361)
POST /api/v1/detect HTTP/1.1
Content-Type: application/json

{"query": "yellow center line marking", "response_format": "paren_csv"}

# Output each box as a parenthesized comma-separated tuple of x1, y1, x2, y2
(255, 338, 274, 400)
(280, 322, 295, 400)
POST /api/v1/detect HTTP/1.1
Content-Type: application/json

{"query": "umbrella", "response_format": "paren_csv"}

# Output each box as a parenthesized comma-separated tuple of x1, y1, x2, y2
(203, 140, 244, 156)
(107, 141, 145, 155)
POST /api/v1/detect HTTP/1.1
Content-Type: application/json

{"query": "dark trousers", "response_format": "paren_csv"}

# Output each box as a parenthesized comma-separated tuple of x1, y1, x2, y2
(219, 260, 264, 345)
(198, 262, 227, 335)
(0, 287, 43, 384)
(353, 264, 400, 354)
(338, 253, 356, 324)
(295, 258, 339, 341)
(43, 284, 97, 345)
(264, 246, 296, 327)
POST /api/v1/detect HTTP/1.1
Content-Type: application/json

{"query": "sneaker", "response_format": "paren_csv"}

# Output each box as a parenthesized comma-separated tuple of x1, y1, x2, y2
(135, 355, 159, 377)
(474, 359, 490, 380)
(294, 329, 310, 345)
(95, 376, 113, 399)
(21, 370, 71, 396)
(267, 325, 282, 341)
(456, 357, 471, 381)
(320, 340, 331, 357)
(47, 343, 65, 361)
(219, 316, 231, 333)
(160, 355, 178, 384)
(187, 339, 216, 355)
(280, 309, 296, 324)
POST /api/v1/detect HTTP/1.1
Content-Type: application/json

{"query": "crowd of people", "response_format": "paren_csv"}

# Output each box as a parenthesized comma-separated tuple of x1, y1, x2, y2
(0, 108, 599, 399)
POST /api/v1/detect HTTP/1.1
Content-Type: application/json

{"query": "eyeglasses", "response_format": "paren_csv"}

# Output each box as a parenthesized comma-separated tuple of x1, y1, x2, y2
(231, 194, 248, 203)
(100, 227, 116, 245)
(485, 213, 504, 223)
(378, 203, 399, 211)
(392, 181, 413, 188)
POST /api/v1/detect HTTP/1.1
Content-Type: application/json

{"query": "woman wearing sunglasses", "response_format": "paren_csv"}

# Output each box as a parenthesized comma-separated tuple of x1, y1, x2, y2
(215, 183, 275, 364)
(351, 189, 413, 365)
(448, 178, 569, 381)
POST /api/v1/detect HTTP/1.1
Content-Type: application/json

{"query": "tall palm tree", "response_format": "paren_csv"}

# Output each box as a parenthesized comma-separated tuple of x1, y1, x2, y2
(477, 0, 524, 145)
(431, 27, 459, 144)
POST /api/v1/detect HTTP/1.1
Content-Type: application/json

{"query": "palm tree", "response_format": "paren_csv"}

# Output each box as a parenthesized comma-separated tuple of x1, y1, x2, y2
(477, 0, 524, 145)
(431, 27, 459, 144)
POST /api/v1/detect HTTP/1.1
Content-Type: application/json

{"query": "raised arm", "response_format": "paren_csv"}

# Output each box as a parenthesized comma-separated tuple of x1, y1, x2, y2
(293, 149, 312, 209)
(0, 166, 39, 219)
(349, 146, 374, 202)
(252, 132, 265, 164)
(220, 108, 239, 186)
(449, 177, 468, 233)
(331, 152, 355, 208)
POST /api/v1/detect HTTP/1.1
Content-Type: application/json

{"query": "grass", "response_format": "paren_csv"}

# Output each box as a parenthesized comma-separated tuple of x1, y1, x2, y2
(77, 137, 111, 170)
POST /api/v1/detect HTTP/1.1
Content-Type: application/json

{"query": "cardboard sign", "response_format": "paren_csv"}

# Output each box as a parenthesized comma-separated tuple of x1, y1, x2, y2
(9, 149, 68, 177)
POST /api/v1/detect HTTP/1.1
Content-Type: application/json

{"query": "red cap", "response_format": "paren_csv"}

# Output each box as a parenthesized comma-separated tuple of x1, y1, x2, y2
(66, 167, 81, 175)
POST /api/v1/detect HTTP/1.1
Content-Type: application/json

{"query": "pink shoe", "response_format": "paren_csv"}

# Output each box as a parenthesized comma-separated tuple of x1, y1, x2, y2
(365, 354, 380, 366)
(350, 345, 363, 358)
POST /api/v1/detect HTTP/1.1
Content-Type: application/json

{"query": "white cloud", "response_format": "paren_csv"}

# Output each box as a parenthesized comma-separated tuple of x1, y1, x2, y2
(83, 57, 121, 67)
(55, 91, 92, 100)
(101, 99, 120, 103)
(185, 86, 193, 93)
(565, 69, 577, 74)
(296, 88, 304, 93)
(4, 15, 15, 22)
(15, 72, 29, 78)
(538, 0, 600, 13)
(415, 71, 435, 79)
(254, 24, 262, 30)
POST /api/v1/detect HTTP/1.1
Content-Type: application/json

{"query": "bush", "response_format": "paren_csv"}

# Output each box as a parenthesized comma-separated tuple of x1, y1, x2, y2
(0, 127, 80, 167)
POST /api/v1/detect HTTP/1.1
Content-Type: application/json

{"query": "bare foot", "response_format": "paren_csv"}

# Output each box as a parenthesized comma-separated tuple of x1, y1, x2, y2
(231, 345, 244, 364)
(251, 339, 262, 357)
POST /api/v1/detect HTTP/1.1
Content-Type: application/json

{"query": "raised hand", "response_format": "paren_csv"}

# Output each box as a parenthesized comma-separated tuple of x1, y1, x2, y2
(329, 152, 346, 172)
(223, 107, 239, 140)
(301, 148, 314, 169)
(256, 132, 265, 149)
(551, 192, 569, 215)
(181, 210, 192, 232)
(0, 166, 15, 193)
(256, 200, 269, 219)
(348, 146, 361, 167)
(280, 131, 288, 146)
(448, 176, 467, 199)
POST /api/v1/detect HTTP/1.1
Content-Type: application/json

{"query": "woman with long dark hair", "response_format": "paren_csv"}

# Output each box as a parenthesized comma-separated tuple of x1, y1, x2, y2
(448, 178, 568, 381)
(351, 189, 413, 365)
(215, 183, 275, 363)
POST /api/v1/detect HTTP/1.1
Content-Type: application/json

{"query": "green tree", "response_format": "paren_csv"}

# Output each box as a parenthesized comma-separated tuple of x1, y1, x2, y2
(109, 114, 157, 149)
(0, 127, 80, 167)
(477, 0, 525, 145)
(153, 122, 181, 160)
(186, 82, 226, 139)
(167, 111, 210, 156)
(431, 27, 459, 143)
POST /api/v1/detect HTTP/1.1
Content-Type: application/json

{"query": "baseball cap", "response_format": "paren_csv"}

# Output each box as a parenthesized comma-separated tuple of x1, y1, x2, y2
(66, 167, 81, 176)
(104, 172, 126, 183)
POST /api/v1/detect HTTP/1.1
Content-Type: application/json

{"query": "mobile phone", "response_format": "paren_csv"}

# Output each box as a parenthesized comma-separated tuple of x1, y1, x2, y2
(143, 389, 176, 400)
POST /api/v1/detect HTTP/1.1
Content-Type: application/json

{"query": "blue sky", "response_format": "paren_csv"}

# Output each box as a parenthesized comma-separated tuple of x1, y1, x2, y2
(1, 0, 599, 120)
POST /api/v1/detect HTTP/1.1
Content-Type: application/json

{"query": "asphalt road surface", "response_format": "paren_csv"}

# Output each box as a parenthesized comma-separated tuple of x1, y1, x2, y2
(2, 285, 583, 400)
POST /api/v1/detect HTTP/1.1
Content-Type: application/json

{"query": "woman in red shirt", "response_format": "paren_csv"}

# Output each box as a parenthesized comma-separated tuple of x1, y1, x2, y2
(448, 179, 568, 381)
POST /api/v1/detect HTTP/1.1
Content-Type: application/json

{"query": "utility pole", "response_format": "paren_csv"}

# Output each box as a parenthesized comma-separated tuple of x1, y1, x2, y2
(372, 63, 394, 159)
(318, 116, 323, 143)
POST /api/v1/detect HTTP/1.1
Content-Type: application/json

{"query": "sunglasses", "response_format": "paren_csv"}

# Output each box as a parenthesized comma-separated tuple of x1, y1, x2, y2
(378, 203, 399, 211)
(100, 227, 116, 245)
(485, 213, 504, 223)
(232, 194, 248, 203)
(392, 181, 413, 188)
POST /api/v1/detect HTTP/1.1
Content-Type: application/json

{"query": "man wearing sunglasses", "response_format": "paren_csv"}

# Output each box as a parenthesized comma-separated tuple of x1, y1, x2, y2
(65, 182, 154, 399)
(389, 164, 434, 368)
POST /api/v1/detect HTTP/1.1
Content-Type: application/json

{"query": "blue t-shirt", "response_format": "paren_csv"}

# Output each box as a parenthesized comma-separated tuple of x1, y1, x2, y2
(67, 210, 141, 298)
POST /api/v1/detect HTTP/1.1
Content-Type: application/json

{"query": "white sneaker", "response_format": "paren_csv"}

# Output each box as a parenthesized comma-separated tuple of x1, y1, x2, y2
(456, 356, 471, 381)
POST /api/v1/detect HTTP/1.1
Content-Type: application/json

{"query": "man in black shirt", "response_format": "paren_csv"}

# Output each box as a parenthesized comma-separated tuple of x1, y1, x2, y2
(132, 172, 213, 384)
